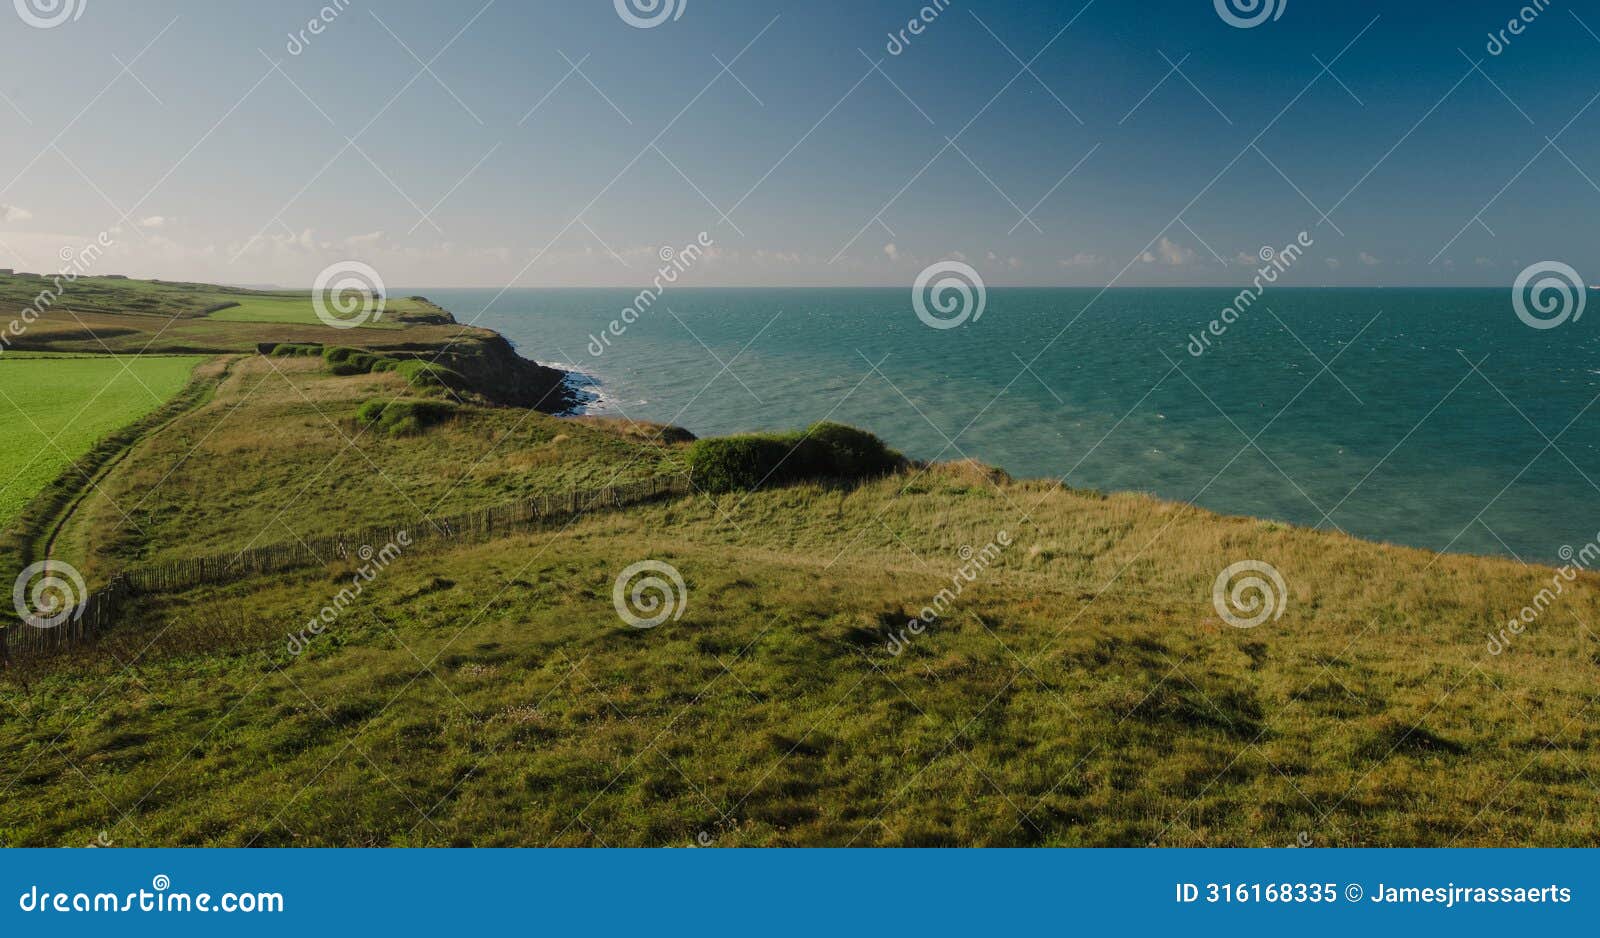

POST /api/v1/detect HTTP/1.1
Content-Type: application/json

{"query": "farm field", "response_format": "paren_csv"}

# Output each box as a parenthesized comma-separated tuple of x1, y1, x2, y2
(206, 295, 419, 328)
(0, 355, 204, 527)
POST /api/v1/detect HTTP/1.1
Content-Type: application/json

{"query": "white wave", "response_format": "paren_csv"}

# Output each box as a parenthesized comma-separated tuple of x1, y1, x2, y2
(539, 361, 610, 417)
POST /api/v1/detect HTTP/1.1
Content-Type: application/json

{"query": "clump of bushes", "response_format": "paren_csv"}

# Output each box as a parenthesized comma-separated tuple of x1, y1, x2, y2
(686, 422, 901, 493)
(322, 347, 462, 390)
(371, 358, 462, 390)
(356, 398, 458, 436)
(322, 345, 384, 376)
(264, 342, 323, 357)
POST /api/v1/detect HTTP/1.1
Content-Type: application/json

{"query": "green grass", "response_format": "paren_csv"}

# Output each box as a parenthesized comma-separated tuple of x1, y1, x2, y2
(7, 273, 1600, 848)
(206, 295, 413, 329)
(5, 471, 1599, 847)
(51, 355, 683, 574)
(0, 355, 203, 528)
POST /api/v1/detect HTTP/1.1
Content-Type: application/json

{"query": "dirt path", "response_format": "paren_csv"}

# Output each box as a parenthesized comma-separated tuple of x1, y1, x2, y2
(43, 356, 237, 562)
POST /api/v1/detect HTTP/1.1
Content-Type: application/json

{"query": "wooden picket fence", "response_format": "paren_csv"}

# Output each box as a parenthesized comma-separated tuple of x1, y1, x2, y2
(1, 475, 692, 664)
(3, 573, 131, 658)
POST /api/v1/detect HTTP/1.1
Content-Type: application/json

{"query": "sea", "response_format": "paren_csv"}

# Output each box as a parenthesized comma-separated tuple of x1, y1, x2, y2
(421, 287, 1600, 564)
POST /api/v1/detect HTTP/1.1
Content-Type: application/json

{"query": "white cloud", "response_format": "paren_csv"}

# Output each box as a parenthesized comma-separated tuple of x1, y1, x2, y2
(1153, 237, 1193, 266)
(137, 215, 168, 229)
(1325, 257, 1343, 270)
(1, 204, 32, 223)
(1359, 251, 1381, 266)
(1007, 256, 1022, 270)
(883, 242, 899, 261)
(1058, 252, 1101, 267)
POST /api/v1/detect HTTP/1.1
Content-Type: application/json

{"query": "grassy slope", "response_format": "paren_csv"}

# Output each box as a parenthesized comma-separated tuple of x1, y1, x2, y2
(0, 355, 203, 527)
(2, 275, 1598, 847)
(4, 465, 1600, 846)
(205, 295, 416, 329)
(54, 355, 682, 576)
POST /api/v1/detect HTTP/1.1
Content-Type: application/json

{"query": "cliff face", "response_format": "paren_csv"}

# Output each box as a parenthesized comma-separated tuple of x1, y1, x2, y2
(433, 332, 576, 414)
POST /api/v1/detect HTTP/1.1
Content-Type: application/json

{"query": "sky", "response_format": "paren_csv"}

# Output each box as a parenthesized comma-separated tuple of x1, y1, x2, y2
(0, 0, 1597, 288)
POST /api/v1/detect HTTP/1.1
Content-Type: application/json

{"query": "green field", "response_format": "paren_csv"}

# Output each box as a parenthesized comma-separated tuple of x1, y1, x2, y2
(0, 355, 203, 527)
(206, 295, 414, 329)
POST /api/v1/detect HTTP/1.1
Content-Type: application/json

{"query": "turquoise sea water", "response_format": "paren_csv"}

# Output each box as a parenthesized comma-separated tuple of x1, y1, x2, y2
(424, 287, 1600, 564)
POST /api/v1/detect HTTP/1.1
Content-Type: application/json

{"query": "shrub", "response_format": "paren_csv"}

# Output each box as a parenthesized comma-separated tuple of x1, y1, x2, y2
(686, 434, 795, 493)
(391, 359, 463, 390)
(323, 347, 461, 389)
(323, 346, 382, 375)
(802, 422, 902, 479)
(356, 398, 457, 436)
(686, 422, 901, 493)
(268, 342, 323, 357)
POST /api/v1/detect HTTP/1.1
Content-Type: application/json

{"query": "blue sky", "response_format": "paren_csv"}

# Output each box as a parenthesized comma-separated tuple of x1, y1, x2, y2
(0, 0, 1596, 287)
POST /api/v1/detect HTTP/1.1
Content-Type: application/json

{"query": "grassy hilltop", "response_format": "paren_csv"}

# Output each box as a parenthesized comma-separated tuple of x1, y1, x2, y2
(1, 273, 1598, 847)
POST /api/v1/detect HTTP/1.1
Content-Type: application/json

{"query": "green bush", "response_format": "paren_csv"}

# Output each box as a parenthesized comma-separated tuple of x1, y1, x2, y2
(355, 398, 457, 436)
(268, 342, 323, 357)
(685, 435, 794, 493)
(323, 346, 381, 375)
(686, 422, 901, 493)
(391, 359, 463, 389)
(801, 422, 902, 479)
(323, 347, 460, 389)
